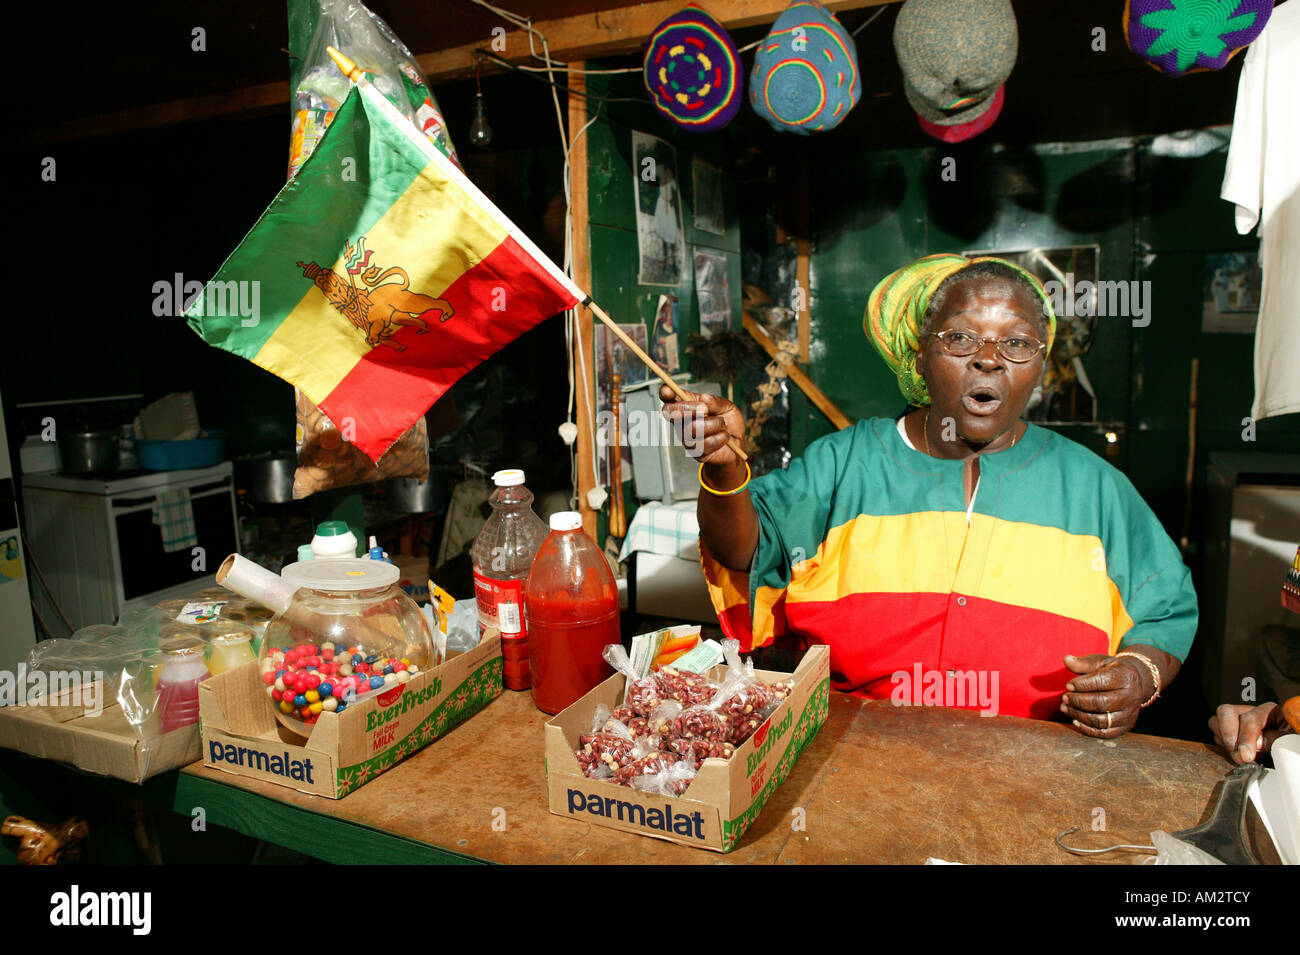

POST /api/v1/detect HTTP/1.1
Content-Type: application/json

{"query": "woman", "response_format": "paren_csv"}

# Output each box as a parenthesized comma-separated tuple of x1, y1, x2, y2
(661, 254, 1197, 737)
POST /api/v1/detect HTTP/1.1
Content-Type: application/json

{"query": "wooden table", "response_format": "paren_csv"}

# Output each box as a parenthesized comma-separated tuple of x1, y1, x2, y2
(176, 688, 1262, 865)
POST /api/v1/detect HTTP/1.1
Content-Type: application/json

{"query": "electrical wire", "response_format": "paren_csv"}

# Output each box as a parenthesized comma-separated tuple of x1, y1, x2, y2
(852, 5, 888, 36)
(467, 0, 606, 504)
(473, 50, 655, 104)
(23, 536, 75, 634)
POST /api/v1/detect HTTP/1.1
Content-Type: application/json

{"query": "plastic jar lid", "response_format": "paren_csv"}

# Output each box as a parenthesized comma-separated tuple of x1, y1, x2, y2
(281, 558, 401, 592)
(550, 511, 582, 531)
(493, 469, 526, 486)
(161, 635, 205, 657)
(210, 626, 253, 647)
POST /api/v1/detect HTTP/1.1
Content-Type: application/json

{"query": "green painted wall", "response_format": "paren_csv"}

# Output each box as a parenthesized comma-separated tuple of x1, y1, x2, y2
(582, 72, 745, 532)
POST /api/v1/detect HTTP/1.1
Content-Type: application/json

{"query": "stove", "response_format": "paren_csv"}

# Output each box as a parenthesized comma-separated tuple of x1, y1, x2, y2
(22, 461, 240, 633)
(24, 462, 232, 496)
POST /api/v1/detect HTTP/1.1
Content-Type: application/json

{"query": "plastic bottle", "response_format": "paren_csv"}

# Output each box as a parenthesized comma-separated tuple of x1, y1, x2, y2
(470, 469, 549, 690)
(310, 520, 358, 559)
(156, 635, 211, 733)
(523, 512, 619, 714)
(206, 626, 257, 676)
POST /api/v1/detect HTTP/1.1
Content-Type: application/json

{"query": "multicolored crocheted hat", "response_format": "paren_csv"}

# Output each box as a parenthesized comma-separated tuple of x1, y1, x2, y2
(1124, 0, 1274, 77)
(749, 0, 861, 135)
(893, 0, 1018, 143)
(644, 4, 743, 132)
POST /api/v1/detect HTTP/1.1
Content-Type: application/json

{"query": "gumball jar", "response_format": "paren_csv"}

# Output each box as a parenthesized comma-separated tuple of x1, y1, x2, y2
(258, 559, 438, 738)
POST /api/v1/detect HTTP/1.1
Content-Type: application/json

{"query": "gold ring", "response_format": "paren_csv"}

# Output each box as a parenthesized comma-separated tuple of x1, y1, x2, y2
(1105, 712, 1112, 729)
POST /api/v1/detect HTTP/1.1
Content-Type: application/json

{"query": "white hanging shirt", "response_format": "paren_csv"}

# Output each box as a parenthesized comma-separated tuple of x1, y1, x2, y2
(1220, 1, 1300, 421)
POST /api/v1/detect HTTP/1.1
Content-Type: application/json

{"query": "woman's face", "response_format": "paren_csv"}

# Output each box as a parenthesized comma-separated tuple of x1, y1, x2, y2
(917, 275, 1046, 448)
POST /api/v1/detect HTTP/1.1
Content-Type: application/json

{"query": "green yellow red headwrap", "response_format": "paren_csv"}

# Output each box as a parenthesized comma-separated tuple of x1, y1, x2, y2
(863, 253, 1056, 406)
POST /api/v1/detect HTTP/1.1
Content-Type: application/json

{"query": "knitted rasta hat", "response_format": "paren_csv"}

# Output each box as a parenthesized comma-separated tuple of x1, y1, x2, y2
(1124, 0, 1274, 77)
(749, 0, 861, 134)
(893, 0, 1018, 143)
(644, 4, 743, 132)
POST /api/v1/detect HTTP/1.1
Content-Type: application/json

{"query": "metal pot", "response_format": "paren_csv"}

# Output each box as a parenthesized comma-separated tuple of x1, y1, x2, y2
(386, 466, 449, 515)
(243, 451, 298, 504)
(57, 431, 120, 475)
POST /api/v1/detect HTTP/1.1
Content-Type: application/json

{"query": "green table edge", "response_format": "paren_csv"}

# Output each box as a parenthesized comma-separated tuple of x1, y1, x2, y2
(172, 771, 491, 865)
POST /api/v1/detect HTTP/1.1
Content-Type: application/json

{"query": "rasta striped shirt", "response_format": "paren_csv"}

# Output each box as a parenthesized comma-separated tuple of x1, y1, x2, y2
(701, 418, 1197, 720)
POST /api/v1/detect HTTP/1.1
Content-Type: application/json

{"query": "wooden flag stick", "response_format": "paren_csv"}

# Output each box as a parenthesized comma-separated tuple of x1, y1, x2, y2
(585, 300, 748, 462)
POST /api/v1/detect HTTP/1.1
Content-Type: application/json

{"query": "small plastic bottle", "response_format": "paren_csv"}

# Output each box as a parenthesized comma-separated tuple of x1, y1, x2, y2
(524, 512, 619, 714)
(310, 521, 358, 559)
(156, 635, 211, 733)
(470, 470, 549, 690)
(206, 626, 257, 676)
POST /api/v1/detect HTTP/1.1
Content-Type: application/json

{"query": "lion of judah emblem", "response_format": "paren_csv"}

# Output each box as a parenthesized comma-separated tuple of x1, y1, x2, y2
(298, 237, 453, 352)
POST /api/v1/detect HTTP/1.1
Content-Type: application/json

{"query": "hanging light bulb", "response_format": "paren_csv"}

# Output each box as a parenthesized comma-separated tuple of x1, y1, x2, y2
(469, 59, 492, 148)
(469, 92, 493, 147)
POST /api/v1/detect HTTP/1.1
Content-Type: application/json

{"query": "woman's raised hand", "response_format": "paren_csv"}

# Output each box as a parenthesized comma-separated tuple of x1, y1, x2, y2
(659, 385, 747, 468)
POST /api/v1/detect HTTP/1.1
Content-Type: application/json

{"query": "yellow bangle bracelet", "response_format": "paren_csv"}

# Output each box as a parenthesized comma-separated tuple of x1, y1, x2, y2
(698, 461, 751, 496)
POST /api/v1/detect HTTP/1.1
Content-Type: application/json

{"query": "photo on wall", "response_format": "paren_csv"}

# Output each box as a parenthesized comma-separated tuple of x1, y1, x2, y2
(634, 131, 686, 286)
(692, 158, 725, 235)
(1202, 252, 1261, 334)
(594, 322, 649, 487)
(650, 294, 681, 375)
(694, 249, 732, 337)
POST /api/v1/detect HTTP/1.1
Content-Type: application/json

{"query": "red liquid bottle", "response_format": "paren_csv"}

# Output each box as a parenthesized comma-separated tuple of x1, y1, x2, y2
(524, 512, 619, 714)
(470, 469, 548, 691)
(156, 635, 211, 734)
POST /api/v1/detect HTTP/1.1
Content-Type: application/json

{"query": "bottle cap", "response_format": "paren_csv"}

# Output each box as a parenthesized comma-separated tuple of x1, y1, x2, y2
(493, 469, 526, 486)
(550, 511, 583, 531)
(210, 626, 253, 647)
(161, 635, 205, 658)
(297, 545, 315, 561)
(315, 520, 350, 537)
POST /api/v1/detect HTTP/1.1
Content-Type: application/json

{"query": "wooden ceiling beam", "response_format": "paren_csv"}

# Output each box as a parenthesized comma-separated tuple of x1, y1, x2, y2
(25, 0, 898, 143)
(420, 0, 899, 81)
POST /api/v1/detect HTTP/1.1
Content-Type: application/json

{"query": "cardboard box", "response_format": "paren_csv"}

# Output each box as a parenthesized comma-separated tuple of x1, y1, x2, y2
(545, 645, 830, 852)
(393, 555, 431, 604)
(199, 633, 502, 798)
(0, 683, 200, 784)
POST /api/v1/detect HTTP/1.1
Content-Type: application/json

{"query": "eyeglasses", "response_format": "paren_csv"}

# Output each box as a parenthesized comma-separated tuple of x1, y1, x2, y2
(928, 330, 1046, 363)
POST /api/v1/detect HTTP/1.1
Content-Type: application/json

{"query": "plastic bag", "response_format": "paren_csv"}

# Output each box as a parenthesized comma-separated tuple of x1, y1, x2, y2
(647, 699, 682, 743)
(630, 755, 697, 797)
(293, 388, 429, 498)
(709, 638, 793, 744)
(576, 716, 638, 779)
(603, 643, 660, 716)
(443, 597, 480, 656)
(1145, 830, 1226, 865)
(23, 607, 221, 780)
(668, 736, 735, 768)
(289, 0, 459, 179)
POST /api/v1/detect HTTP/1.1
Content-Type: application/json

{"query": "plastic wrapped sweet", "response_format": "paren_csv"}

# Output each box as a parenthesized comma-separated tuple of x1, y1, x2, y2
(258, 558, 438, 738)
(575, 638, 792, 795)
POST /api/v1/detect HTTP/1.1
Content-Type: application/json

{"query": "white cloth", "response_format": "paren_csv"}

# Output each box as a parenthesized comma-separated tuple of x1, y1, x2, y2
(1220, 2, 1300, 420)
(618, 500, 701, 562)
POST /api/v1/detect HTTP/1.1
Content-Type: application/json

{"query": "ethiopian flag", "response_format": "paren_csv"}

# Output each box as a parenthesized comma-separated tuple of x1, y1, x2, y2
(186, 78, 584, 461)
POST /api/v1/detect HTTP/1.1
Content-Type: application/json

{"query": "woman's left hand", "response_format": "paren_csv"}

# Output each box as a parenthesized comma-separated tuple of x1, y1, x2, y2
(1059, 654, 1149, 739)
